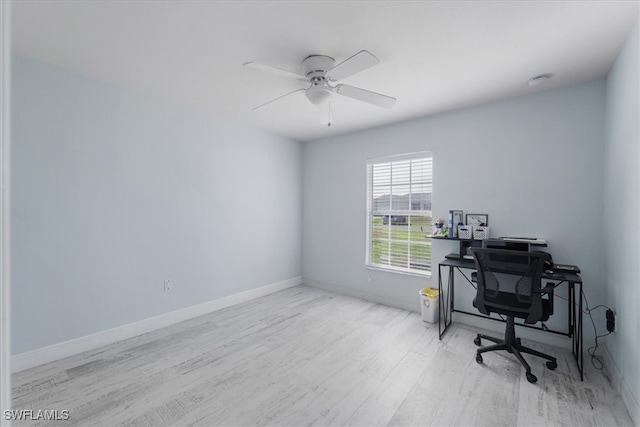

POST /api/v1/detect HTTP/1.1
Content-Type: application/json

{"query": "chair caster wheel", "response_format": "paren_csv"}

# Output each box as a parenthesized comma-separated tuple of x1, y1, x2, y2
(526, 373, 538, 383)
(476, 354, 483, 364)
(546, 361, 557, 370)
(474, 337, 482, 346)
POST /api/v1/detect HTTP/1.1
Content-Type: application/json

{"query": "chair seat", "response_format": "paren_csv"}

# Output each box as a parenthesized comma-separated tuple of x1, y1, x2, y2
(473, 292, 552, 322)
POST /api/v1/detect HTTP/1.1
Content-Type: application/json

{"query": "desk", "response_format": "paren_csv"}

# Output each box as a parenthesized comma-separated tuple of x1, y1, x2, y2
(437, 256, 584, 380)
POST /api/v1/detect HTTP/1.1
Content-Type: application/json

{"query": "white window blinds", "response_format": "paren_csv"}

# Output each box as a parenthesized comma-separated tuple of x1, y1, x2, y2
(366, 153, 433, 275)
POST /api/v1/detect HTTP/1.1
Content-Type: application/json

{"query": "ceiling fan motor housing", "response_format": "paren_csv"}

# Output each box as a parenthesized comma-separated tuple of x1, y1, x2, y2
(302, 55, 336, 79)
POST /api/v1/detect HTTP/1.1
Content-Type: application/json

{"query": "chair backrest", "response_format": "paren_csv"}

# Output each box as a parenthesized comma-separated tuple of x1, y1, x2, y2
(470, 248, 549, 324)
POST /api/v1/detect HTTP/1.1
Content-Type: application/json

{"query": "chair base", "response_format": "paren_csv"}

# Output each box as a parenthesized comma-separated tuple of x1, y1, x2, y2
(474, 317, 557, 384)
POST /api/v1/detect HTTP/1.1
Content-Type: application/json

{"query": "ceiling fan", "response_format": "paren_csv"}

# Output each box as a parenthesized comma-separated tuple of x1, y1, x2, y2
(244, 50, 397, 115)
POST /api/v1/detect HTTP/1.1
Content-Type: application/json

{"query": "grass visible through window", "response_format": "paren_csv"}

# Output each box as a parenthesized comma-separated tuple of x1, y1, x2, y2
(371, 216, 431, 271)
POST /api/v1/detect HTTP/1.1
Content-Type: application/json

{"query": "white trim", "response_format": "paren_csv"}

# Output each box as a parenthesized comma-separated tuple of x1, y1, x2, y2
(0, 1, 11, 424)
(305, 277, 419, 313)
(366, 150, 433, 165)
(602, 344, 639, 425)
(11, 276, 302, 373)
(365, 264, 431, 279)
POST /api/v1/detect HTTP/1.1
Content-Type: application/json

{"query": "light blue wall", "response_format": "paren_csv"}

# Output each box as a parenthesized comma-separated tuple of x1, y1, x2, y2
(303, 81, 606, 328)
(604, 19, 639, 422)
(11, 56, 302, 354)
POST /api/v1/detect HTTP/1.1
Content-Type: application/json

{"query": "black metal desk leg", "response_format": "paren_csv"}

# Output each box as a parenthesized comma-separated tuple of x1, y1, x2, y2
(438, 264, 444, 338)
(449, 266, 455, 315)
(438, 264, 453, 340)
(578, 282, 583, 380)
(569, 281, 584, 381)
(568, 282, 573, 338)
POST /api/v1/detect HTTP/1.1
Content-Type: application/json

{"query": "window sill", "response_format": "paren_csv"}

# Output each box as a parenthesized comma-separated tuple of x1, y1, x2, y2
(366, 264, 432, 279)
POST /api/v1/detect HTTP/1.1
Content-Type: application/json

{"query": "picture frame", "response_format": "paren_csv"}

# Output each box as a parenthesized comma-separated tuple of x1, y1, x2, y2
(466, 214, 488, 227)
(449, 210, 463, 238)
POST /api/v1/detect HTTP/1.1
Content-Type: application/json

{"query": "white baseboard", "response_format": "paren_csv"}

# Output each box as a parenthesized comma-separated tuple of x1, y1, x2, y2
(602, 344, 639, 425)
(12, 276, 302, 373)
(303, 277, 418, 313)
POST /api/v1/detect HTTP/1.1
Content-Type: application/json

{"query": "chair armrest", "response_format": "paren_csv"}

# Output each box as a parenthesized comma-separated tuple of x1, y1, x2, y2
(541, 282, 555, 295)
(541, 282, 555, 312)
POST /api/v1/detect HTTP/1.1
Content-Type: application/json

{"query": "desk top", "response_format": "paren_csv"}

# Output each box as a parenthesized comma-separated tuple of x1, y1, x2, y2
(438, 255, 582, 283)
(430, 235, 547, 246)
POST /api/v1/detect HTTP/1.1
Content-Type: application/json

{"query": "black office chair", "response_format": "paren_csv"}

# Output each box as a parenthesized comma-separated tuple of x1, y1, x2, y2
(469, 248, 557, 383)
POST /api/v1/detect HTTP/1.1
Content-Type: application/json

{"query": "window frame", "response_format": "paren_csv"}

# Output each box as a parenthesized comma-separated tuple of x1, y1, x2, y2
(366, 152, 433, 277)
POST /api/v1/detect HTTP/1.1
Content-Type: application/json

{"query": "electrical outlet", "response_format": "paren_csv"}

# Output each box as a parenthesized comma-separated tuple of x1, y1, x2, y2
(164, 279, 173, 291)
(606, 309, 615, 333)
(367, 275, 373, 284)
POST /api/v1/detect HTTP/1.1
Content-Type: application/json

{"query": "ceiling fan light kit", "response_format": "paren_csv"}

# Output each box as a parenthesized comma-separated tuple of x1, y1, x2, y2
(245, 50, 396, 120)
(305, 84, 333, 105)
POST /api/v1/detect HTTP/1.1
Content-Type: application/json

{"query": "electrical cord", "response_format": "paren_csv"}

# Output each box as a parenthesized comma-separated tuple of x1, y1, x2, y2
(553, 290, 612, 370)
(583, 297, 613, 370)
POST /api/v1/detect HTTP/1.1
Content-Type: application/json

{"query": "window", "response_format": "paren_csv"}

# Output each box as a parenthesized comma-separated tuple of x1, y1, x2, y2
(366, 152, 433, 276)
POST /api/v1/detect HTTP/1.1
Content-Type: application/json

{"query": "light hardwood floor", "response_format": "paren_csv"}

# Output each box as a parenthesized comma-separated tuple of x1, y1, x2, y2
(11, 285, 633, 426)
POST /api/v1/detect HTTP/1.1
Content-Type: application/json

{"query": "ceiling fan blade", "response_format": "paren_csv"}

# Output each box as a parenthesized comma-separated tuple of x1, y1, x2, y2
(335, 84, 396, 109)
(325, 50, 379, 81)
(244, 61, 306, 81)
(253, 88, 306, 111)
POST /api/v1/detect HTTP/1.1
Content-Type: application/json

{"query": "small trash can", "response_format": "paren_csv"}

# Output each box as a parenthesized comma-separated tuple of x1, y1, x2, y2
(419, 287, 440, 323)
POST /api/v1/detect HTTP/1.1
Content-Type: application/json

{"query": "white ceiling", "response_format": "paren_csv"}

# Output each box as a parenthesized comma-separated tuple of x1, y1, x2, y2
(11, 1, 639, 142)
